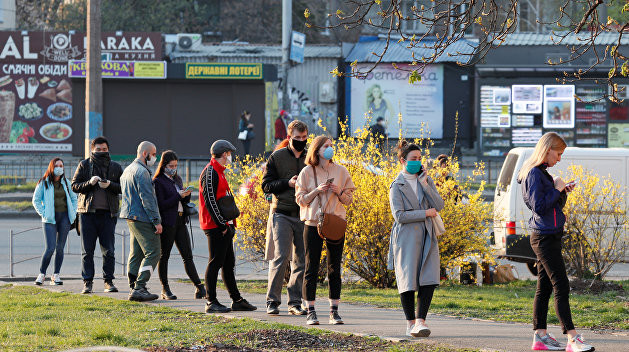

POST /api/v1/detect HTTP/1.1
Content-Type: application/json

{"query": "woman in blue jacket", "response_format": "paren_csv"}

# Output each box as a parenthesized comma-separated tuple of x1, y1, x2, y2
(32, 157, 78, 286)
(517, 132, 593, 352)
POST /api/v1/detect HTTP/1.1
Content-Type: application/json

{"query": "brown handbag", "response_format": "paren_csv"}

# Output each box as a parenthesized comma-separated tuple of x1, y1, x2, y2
(313, 167, 346, 244)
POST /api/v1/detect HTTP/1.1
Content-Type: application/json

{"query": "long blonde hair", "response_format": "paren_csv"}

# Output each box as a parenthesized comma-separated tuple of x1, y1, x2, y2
(517, 132, 567, 182)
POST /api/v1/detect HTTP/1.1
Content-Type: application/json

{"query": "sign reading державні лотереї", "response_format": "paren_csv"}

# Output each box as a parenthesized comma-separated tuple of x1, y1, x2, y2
(185, 63, 263, 79)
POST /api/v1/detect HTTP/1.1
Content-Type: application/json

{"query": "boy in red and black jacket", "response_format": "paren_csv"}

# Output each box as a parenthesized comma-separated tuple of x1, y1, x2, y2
(199, 140, 256, 314)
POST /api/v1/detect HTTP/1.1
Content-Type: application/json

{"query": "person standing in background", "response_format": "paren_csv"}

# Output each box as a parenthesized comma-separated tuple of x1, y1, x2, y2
(238, 110, 255, 157)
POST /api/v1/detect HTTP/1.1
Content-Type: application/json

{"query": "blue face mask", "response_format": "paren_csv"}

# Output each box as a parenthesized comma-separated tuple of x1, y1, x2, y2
(405, 160, 422, 174)
(321, 146, 334, 160)
(53, 167, 64, 176)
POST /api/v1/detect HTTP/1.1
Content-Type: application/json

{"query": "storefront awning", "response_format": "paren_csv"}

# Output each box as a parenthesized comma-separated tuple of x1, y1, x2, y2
(345, 36, 478, 64)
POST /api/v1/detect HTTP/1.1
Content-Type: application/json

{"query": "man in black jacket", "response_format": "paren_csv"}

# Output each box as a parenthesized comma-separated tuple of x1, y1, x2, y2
(261, 120, 308, 316)
(71, 136, 123, 294)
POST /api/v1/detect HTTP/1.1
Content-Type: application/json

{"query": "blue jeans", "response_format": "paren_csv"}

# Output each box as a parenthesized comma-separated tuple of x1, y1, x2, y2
(39, 212, 71, 274)
(80, 211, 117, 281)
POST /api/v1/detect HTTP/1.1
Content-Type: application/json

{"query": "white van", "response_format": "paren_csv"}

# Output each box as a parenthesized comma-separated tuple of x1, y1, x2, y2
(492, 147, 629, 274)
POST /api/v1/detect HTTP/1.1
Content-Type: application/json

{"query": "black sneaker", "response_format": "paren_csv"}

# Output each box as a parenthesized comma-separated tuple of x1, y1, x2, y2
(329, 310, 344, 325)
(232, 298, 257, 311)
(81, 281, 93, 294)
(205, 301, 231, 313)
(129, 287, 159, 302)
(288, 305, 307, 315)
(306, 310, 319, 325)
(104, 280, 118, 293)
(266, 302, 280, 315)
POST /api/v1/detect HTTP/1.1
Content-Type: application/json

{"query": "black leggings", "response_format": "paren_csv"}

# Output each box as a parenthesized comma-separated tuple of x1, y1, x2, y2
(530, 231, 575, 334)
(204, 227, 242, 303)
(400, 285, 437, 321)
(158, 215, 202, 287)
(303, 225, 344, 301)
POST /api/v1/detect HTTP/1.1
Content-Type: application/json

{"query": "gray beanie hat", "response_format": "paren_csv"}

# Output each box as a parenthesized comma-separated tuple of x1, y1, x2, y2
(210, 139, 237, 156)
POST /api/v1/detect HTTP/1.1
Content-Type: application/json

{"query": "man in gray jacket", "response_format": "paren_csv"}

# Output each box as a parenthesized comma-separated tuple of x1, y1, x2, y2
(120, 141, 163, 301)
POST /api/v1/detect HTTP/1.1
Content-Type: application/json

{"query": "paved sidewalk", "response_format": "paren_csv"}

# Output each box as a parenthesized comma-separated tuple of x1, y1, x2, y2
(5, 277, 628, 352)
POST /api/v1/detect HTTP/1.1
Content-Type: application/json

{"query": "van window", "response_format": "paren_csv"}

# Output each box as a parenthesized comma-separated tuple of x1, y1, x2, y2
(498, 153, 519, 191)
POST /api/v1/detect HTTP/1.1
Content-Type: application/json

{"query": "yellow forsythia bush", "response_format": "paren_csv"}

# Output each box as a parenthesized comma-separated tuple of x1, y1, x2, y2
(428, 159, 494, 270)
(228, 156, 269, 262)
(561, 165, 629, 280)
(230, 122, 493, 288)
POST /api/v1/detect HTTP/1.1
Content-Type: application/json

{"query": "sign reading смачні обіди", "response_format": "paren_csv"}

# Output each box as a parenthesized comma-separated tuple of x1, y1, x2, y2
(185, 63, 263, 79)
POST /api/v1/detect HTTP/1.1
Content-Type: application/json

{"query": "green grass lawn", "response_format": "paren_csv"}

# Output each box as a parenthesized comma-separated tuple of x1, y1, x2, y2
(0, 182, 37, 194)
(0, 285, 472, 352)
(229, 280, 629, 330)
(0, 201, 33, 211)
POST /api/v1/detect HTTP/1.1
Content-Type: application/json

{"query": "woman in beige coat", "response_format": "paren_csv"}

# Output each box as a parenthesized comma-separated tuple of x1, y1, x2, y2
(388, 140, 444, 338)
(296, 135, 355, 326)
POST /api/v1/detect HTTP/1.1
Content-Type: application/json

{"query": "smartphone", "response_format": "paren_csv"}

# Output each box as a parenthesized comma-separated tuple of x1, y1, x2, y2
(184, 186, 194, 192)
(326, 178, 334, 185)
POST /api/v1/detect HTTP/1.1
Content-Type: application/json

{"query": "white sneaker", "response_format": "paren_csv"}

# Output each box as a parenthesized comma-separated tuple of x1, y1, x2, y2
(566, 334, 594, 352)
(410, 323, 431, 337)
(50, 273, 63, 285)
(34, 273, 45, 285)
(406, 324, 415, 337)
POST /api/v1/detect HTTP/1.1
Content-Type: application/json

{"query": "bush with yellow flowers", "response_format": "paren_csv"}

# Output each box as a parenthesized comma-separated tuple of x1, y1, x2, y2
(428, 158, 494, 271)
(560, 165, 629, 280)
(227, 156, 269, 263)
(230, 121, 494, 289)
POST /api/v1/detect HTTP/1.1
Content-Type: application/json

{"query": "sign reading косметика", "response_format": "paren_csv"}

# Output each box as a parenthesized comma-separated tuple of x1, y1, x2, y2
(185, 63, 263, 79)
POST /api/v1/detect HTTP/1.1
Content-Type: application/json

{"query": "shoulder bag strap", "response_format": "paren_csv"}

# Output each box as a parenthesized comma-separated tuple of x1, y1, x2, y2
(313, 166, 322, 214)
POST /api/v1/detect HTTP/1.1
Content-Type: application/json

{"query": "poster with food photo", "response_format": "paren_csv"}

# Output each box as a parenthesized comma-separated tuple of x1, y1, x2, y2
(0, 32, 78, 152)
(0, 74, 73, 151)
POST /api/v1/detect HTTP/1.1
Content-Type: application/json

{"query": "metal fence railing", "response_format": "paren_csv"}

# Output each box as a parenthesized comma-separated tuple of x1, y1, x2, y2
(8, 227, 129, 278)
(0, 158, 212, 185)
(7, 226, 216, 278)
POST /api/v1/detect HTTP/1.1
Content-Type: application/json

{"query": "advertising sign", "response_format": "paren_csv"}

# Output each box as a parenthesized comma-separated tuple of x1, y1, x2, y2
(608, 123, 629, 147)
(512, 85, 543, 114)
(543, 85, 575, 128)
(185, 63, 263, 79)
(349, 63, 444, 139)
(0, 31, 163, 152)
(480, 86, 511, 128)
(68, 60, 166, 79)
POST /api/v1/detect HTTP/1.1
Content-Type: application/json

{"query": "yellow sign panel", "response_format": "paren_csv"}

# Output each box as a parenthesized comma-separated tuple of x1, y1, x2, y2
(134, 62, 166, 78)
(185, 63, 263, 79)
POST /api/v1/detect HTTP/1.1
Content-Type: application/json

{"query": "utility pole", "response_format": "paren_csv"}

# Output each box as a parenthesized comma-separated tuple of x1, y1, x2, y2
(281, 0, 292, 110)
(85, 0, 103, 158)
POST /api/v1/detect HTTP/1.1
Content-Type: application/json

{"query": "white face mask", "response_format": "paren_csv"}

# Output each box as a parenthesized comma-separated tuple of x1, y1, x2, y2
(226, 154, 232, 164)
(146, 154, 156, 167)
(53, 167, 64, 176)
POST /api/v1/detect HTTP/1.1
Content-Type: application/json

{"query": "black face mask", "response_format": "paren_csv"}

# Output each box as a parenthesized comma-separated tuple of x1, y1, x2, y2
(291, 139, 307, 152)
(92, 151, 110, 160)
(91, 151, 111, 168)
